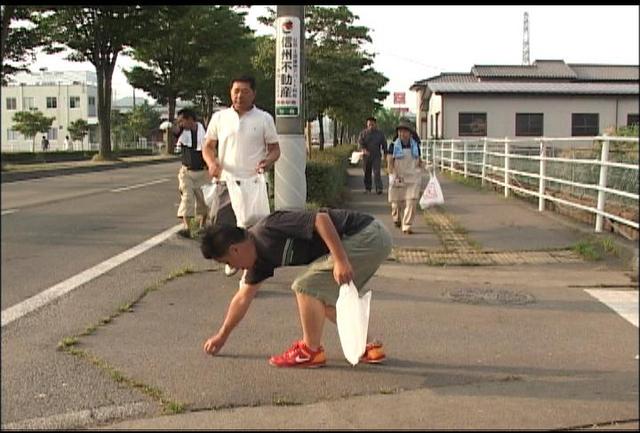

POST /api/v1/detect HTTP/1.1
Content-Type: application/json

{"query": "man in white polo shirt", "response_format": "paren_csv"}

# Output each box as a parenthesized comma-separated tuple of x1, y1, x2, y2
(202, 75, 280, 276)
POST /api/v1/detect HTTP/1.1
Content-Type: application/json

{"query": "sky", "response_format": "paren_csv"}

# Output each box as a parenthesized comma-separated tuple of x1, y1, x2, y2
(26, 5, 640, 112)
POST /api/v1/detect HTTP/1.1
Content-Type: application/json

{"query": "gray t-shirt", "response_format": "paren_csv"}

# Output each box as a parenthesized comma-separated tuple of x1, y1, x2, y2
(358, 128, 387, 158)
(245, 209, 374, 285)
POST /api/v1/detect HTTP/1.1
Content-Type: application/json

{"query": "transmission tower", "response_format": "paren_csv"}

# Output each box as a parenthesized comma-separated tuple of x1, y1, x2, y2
(522, 12, 530, 65)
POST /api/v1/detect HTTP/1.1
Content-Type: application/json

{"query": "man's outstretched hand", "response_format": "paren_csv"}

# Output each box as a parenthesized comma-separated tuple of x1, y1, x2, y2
(203, 332, 227, 355)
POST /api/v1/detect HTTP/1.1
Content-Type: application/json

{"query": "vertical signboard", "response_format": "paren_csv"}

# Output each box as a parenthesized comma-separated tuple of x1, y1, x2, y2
(275, 16, 301, 117)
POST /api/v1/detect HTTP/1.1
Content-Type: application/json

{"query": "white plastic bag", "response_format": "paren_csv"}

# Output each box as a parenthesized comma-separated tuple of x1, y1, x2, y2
(201, 179, 219, 209)
(350, 151, 363, 165)
(336, 281, 371, 366)
(419, 171, 444, 209)
(226, 173, 270, 228)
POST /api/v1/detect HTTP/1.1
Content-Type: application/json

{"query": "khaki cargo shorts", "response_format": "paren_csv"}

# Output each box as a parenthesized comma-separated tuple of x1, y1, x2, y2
(177, 166, 209, 218)
(291, 218, 393, 306)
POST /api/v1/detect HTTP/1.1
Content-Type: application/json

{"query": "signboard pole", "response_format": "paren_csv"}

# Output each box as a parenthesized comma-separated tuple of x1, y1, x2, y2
(274, 5, 306, 210)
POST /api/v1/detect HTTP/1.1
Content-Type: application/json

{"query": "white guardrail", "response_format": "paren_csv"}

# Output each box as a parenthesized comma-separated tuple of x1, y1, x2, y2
(420, 136, 639, 233)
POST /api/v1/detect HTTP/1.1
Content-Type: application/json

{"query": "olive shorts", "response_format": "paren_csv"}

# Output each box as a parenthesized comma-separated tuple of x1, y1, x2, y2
(291, 218, 393, 306)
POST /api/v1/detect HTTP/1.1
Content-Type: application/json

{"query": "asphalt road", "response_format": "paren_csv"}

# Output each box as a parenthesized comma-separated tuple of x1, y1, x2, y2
(1, 161, 183, 310)
(1, 161, 193, 424)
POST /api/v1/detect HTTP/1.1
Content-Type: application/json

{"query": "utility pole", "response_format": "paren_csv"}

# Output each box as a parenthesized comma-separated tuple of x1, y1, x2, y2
(522, 11, 530, 65)
(274, 5, 306, 210)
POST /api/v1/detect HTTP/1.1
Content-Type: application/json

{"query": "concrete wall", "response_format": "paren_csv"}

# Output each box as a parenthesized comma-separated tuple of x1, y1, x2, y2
(2, 83, 99, 152)
(426, 93, 443, 138)
(440, 94, 639, 139)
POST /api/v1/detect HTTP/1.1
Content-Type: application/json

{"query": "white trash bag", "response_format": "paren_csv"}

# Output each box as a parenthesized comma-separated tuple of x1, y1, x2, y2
(350, 151, 363, 165)
(226, 173, 270, 228)
(419, 171, 444, 209)
(336, 281, 371, 366)
(201, 179, 219, 209)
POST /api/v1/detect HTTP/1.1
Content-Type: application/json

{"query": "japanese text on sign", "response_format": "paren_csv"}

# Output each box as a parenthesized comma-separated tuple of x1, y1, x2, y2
(275, 16, 300, 117)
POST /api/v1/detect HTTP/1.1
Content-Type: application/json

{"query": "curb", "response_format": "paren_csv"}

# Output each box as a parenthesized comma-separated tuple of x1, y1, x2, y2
(1, 157, 180, 183)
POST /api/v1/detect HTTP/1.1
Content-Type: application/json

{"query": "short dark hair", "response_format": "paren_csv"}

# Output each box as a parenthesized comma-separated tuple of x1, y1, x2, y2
(177, 108, 197, 120)
(366, 117, 377, 123)
(230, 75, 256, 91)
(200, 224, 248, 260)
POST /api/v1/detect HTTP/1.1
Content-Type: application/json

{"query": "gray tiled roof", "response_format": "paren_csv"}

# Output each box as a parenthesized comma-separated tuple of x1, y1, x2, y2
(410, 73, 475, 90)
(569, 64, 639, 81)
(427, 81, 639, 95)
(411, 60, 639, 92)
(472, 60, 577, 79)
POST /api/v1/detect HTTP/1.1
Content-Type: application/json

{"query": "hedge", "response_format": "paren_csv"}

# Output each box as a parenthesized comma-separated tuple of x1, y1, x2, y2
(267, 144, 356, 209)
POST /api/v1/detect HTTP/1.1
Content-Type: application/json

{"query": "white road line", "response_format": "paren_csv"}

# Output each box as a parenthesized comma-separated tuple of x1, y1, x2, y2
(585, 289, 639, 328)
(1, 208, 19, 216)
(110, 178, 169, 193)
(1, 224, 183, 327)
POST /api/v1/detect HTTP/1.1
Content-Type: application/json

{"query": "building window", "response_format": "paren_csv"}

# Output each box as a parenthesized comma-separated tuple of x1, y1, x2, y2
(435, 112, 440, 138)
(70, 96, 81, 108)
(88, 96, 96, 116)
(6, 97, 17, 110)
(516, 113, 544, 136)
(430, 114, 434, 137)
(46, 97, 57, 109)
(7, 129, 21, 140)
(571, 113, 599, 136)
(628, 114, 639, 126)
(23, 97, 35, 110)
(459, 112, 487, 136)
(47, 128, 58, 140)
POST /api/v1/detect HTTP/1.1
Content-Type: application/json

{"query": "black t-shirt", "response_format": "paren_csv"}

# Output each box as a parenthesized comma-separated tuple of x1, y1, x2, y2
(244, 209, 374, 285)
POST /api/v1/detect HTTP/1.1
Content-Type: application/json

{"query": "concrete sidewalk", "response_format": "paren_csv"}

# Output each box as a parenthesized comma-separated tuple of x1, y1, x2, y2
(15, 165, 636, 430)
(1, 153, 179, 183)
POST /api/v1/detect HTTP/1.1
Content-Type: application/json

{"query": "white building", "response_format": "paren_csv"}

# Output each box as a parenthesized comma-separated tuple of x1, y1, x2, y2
(410, 60, 639, 140)
(1, 70, 99, 152)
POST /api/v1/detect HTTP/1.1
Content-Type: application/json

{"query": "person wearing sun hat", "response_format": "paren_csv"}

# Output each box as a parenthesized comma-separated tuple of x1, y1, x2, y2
(386, 119, 424, 234)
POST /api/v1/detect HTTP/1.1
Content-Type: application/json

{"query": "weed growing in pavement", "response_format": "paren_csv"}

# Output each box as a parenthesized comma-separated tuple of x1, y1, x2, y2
(272, 395, 303, 406)
(57, 337, 78, 350)
(573, 236, 621, 261)
(573, 240, 601, 261)
(56, 265, 201, 415)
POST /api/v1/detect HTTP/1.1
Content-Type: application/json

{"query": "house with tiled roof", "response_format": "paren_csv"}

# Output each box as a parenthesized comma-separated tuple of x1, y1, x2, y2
(410, 60, 639, 139)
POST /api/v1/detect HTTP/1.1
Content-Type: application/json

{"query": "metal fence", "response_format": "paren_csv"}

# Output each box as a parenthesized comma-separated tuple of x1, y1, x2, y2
(421, 136, 639, 233)
(1, 137, 154, 153)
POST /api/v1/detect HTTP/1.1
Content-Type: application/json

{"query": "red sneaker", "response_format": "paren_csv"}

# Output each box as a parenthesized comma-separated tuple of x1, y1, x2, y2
(360, 341, 386, 364)
(269, 340, 326, 368)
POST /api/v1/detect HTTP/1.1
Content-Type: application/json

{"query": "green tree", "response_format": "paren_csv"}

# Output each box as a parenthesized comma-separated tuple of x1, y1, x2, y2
(189, 7, 255, 123)
(67, 118, 89, 150)
(126, 6, 253, 152)
(251, 35, 276, 116)
(1, 6, 43, 85)
(261, 6, 388, 150)
(128, 101, 161, 145)
(374, 107, 403, 141)
(12, 109, 55, 152)
(110, 110, 132, 150)
(37, 6, 145, 160)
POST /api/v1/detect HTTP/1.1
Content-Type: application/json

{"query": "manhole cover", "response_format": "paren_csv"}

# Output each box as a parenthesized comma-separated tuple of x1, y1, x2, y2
(445, 288, 536, 305)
